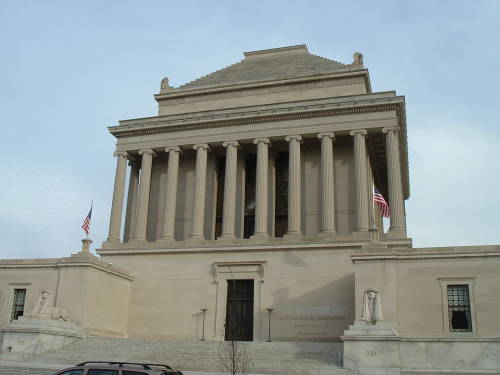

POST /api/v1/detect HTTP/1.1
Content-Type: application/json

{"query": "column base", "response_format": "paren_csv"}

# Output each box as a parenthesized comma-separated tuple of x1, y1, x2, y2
(386, 227, 407, 239)
(186, 235, 205, 244)
(101, 239, 121, 249)
(249, 233, 269, 243)
(283, 231, 303, 241)
(217, 233, 236, 241)
(158, 237, 177, 247)
(317, 230, 338, 240)
(352, 230, 370, 240)
(127, 238, 148, 247)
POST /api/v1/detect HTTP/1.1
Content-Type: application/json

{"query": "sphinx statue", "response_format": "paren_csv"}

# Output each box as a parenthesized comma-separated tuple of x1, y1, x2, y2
(25, 289, 70, 321)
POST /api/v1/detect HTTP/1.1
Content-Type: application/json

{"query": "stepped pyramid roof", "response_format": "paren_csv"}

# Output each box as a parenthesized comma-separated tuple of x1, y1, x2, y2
(178, 44, 357, 90)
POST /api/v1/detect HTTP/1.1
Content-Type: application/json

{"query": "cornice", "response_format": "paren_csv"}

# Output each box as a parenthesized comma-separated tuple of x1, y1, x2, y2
(351, 246, 500, 262)
(0, 256, 134, 281)
(154, 69, 370, 101)
(109, 99, 404, 139)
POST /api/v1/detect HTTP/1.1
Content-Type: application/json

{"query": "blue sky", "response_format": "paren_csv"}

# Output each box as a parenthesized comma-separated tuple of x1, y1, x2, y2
(1, 1, 499, 258)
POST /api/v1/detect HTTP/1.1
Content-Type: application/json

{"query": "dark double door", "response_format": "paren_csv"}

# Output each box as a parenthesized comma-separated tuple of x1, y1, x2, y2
(225, 279, 254, 341)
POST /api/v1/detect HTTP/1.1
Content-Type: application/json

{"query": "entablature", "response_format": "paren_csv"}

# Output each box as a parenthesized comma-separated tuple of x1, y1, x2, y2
(110, 91, 409, 199)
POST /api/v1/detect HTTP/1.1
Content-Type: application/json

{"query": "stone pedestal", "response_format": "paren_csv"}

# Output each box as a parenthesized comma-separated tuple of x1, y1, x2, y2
(342, 320, 401, 375)
(0, 318, 83, 360)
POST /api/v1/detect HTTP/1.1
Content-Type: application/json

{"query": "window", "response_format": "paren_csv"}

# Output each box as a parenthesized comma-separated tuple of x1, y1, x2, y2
(123, 371, 148, 375)
(87, 370, 118, 375)
(439, 278, 475, 334)
(59, 370, 84, 375)
(447, 284, 472, 332)
(11, 288, 26, 321)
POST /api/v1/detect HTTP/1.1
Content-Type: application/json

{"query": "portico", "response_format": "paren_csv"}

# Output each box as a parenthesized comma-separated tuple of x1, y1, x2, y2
(103, 126, 408, 247)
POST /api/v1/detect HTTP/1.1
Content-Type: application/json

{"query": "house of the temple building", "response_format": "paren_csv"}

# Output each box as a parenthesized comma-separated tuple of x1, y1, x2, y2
(1, 45, 499, 374)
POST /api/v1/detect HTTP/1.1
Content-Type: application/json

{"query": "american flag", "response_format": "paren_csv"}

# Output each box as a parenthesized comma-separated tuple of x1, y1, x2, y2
(374, 187, 390, 218)
(81, 204, 93, 236)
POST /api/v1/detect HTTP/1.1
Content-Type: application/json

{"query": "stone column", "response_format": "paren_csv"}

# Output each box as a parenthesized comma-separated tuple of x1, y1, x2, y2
(383, 127, 406, 236)
(133, 149, 156, 242)
(285, 135, 303, 237)
(219, 141, 239, 240)
(350, 129, 369, 233)
(190, 143, 210, 240)
(317, 132, 337, 236)
(252, 138, 270, 239)
(106, 151, 128, 243)
(123, 160, 140, 242)
(160, 146, 182, 241)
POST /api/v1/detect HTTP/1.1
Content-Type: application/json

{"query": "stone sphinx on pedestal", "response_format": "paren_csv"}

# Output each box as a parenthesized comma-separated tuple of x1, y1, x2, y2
(24, 289, 70, 322)
(342, 288, 401, 375)
(0, 289, 83, 360)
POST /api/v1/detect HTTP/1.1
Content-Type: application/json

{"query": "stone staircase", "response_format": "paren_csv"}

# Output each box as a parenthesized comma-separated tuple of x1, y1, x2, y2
(12, 337, 349, 375)
(0, 364, 58, 375)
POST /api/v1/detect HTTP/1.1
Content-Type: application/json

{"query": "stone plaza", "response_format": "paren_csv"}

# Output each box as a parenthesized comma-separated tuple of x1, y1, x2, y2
(0, 45, 499, 374)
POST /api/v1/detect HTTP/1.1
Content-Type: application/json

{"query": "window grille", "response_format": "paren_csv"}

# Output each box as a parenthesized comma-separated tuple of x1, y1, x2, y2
(11, 288, 26, 321)
(447, 284, 472, 332)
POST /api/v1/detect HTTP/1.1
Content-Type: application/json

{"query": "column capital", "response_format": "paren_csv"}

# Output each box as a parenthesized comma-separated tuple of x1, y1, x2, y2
(382, 126, 399, 134)
(285, 135, 303, 143)
(165, 146, 182, 153)
(113, 151, 129, 158)
(253, 137, 270, 145)
(349, 129, 367, 137)
(317, 132, 335, 140)
(222, 140, 240, 148)
(193, 143, 210, 151)
(138, 149, 156, 157)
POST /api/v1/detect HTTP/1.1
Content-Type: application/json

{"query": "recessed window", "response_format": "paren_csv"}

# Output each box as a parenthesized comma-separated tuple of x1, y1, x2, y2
(11, 288, 26, 321)
(447, 284, 472, 332)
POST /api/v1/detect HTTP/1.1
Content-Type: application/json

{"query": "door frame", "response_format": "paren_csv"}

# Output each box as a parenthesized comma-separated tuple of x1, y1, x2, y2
(213, 261, 265, 341)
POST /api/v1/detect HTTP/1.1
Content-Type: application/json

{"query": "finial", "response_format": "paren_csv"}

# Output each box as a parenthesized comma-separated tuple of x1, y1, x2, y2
(81, 238, 92, 254)
(353, 52, 364, 66)
(160, 77, 173, 93)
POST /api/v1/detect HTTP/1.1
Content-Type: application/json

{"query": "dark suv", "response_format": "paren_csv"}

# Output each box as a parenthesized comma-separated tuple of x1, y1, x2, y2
(53, 362, 183, 375)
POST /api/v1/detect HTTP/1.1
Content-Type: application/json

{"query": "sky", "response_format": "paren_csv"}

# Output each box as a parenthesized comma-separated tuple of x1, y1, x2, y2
(0, 1, 499, 258)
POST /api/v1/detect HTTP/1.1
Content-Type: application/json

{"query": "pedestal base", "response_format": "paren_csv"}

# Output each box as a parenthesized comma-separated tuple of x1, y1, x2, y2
(0, 318, 83, 360)
(342, 320, 401, 375)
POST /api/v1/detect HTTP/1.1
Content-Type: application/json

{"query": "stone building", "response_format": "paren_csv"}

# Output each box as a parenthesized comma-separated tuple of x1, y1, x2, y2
(1, 45, 499, 374)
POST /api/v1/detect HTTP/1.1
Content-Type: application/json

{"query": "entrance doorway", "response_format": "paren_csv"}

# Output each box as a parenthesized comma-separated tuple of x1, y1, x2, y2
(225, 279, 254, 341)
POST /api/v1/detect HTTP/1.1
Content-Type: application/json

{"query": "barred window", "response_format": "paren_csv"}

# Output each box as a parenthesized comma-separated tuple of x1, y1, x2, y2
(11, 288, 26, 321)
(447, 284, 472, 332)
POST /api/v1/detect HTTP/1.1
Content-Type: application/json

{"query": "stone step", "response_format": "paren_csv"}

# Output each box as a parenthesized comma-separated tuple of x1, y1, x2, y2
(0, 366, 55, 375)
(27, 338, 347, 375)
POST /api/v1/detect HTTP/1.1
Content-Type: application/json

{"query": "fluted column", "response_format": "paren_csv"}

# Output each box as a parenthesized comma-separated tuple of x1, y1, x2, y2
(133, 149, 156, 242)
(350, 129, 369, 232)
(190, 143, 210, 240)
(285, 135, 303, 237)
(383, 127, 406, 236)
(106, 151, 129, 243)
(317, 132, 337, 236)
(161, 146, 182, 241)
(219, 141, 239, 240)
(123, 160, 140, 242)
(252, 138, 270, 238)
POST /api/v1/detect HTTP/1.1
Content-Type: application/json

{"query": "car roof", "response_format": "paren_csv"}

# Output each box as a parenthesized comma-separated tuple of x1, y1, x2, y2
(57, 363, 174, 374)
